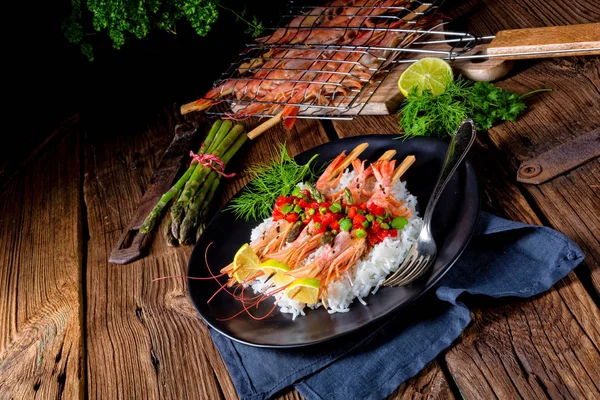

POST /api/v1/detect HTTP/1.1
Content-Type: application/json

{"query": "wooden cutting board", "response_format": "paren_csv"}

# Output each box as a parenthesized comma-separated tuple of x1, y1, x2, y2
(358, 44, 513, 115)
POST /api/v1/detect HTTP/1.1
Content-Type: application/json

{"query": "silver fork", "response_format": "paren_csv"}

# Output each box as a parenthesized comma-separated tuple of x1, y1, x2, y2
(384, 119, 477, 287)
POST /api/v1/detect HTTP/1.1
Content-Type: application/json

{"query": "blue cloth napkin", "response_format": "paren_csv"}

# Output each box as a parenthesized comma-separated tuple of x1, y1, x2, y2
(209, 212, 584, 400)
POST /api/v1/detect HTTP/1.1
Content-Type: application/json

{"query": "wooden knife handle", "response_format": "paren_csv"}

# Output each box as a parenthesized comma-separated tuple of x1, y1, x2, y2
(487, 23, 600, 60)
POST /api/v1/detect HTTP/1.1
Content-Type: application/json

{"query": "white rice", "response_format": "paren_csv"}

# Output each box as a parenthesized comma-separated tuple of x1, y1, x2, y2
(248, 172, 422, 319)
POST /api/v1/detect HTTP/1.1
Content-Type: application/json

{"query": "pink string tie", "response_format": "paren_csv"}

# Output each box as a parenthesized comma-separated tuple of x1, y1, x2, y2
(190, 148, 236, 178)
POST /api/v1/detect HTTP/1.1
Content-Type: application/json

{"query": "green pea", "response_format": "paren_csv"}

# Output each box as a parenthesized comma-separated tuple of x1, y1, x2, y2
(319, 207, 327, 215)
(281, 204, 293, 214)
(331, 229, 338, 235)
(380, 222, 390, 230)
(391, 217, 408, 230)
(307, 208, 316, 216)
(339, 218, 353, 232)
(366, 214, 375, 222)
(329, 203, 342, 213)
(362, 220, 369, 228)
(314, 222, 322, 229)
(355, 228, 367, 238)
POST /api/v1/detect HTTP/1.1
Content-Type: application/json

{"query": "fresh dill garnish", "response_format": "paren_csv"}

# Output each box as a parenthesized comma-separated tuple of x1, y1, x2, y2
(399, 75, 550, 137)
(226, 143, 319, 221)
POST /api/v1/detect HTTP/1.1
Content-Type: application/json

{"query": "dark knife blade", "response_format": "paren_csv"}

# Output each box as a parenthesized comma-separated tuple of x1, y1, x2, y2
(109, 123, 198, 264)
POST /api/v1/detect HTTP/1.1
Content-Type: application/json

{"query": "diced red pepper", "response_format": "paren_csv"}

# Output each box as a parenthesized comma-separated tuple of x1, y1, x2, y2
(309, 201, 320, 209)
(348, 206, 358, 218)
(330, 220, 340, 231)
(352, 214, 366, 225)
(359, 202, 368, 211)
(367, 202, 386, 216)
(321, 213, 335, 226)
(276, 196, 288, 206)
(285, 213, 299, 223)
(377, 229, 388, 241)
(368, 232, 379, 246)
(273, 209, 284, 221)
(297, 199, 308, 208)
(371, 220, 380, 232)
(389, 229, 398, 238)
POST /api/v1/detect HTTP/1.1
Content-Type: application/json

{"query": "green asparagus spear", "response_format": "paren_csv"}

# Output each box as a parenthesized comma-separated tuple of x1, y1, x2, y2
(164, 214, 178, 246)
(206, 119, 233, 154)
(179, 127, 247, 243)
(170, 123, 243, 237)
(180, 174, 221, 244)
(201, 120, 222, 154)
(139, 148, 201, 233)
(195, 177, 221, 241)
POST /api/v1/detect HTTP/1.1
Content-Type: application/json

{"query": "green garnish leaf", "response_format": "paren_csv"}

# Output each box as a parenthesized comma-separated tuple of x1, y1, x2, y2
(226, 143, 319, 221)
(398, 76, 547, 137)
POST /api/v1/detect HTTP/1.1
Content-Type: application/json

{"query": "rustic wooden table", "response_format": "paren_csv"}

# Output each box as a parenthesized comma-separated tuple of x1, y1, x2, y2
(1, 0, 599, 398)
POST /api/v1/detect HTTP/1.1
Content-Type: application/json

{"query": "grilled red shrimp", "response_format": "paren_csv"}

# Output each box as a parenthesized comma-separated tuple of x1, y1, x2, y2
(368, 160, 412, 217)
(182, 0, 437, 129)
(315, 151, 347, 195)
(263, 221, 325, 269)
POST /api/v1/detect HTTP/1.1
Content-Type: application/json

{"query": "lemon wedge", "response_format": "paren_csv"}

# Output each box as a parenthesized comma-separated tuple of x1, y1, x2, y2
(285, 278, 320, 304)
(260, 260, 294, 287)
(398, 57, 453, 97)
(232, 244, 261, 283)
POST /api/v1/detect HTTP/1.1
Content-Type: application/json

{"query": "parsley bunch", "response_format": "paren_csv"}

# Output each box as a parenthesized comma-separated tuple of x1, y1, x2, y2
(63, 0, 264, 61)
(399, 76, 550, 138)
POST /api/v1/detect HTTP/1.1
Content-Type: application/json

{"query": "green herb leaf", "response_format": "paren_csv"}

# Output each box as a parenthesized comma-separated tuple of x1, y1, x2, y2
(399, 76, 540, 137)
(226, 143, 319, 221)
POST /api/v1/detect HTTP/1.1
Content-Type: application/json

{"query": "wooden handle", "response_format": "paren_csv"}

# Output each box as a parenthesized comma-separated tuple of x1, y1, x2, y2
(392, 155, 416, 183)
(487, 23, 600, 60)
(247, 112, 283, 140)
(328, 143, 369, 180)
(378, 150, 397, 161)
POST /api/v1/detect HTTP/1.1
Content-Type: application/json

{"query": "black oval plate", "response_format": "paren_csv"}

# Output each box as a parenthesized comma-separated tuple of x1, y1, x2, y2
(188, 135, 480, 348)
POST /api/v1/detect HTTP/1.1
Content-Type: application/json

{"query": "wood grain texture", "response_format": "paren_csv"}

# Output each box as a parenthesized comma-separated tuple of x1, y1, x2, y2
(450, 0, 600, 296)
(446, 135, 600, 399)
(332, 114, 600, 399)
(84, 107, 230, 399)
(488, 23, 600, 59)
(0, 128, 84, 398)
(83, 107, 329, 399)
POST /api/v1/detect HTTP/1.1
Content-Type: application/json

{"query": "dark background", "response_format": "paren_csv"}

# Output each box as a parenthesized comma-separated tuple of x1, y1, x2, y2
(3, 0, 287, 173)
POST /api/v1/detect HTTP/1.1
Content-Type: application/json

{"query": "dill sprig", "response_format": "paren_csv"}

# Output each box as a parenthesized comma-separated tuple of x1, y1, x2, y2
(226, 144, 319, 221)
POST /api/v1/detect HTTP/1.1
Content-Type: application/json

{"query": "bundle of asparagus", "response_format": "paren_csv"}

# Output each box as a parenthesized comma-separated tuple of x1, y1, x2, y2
(140, 120, 247, 245)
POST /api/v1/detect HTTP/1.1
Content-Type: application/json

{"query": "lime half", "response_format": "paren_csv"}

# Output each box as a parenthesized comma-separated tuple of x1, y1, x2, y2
(285, 278, 320, 304)
(232, 244, 261, 283)
(398, 57, 453, 97)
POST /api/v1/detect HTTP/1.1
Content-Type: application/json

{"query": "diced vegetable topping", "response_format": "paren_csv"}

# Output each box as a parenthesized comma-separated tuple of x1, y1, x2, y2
(271, 190, 411, 244)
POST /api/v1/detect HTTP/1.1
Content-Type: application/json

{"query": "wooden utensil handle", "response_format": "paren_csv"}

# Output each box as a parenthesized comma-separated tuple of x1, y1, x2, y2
(487, 23, 600, 60)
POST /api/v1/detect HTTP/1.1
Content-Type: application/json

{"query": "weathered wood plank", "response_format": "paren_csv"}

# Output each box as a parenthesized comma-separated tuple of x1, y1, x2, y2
(390, 361, 455, 399)
(332, 114, 600, 398)
(0, 124, 85, 399)
(83, 107, 328, 399)
(84, 107, 228, 399)
(447, 0, 600, 298)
